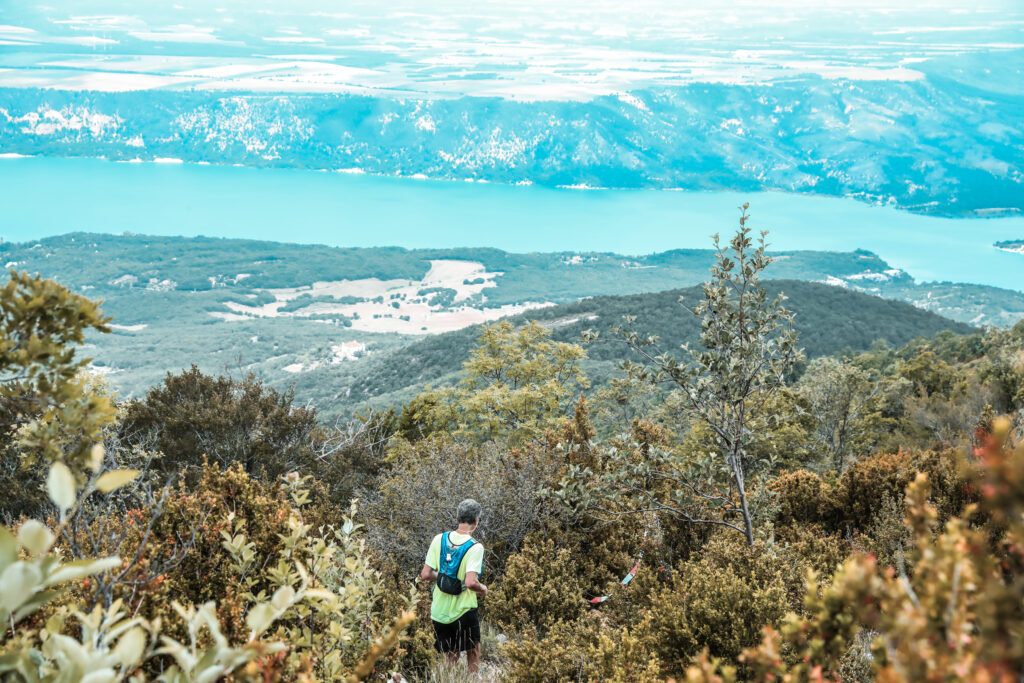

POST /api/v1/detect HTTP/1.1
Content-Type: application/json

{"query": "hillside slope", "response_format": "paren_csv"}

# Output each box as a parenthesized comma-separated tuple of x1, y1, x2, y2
(335, 280, 973, 410)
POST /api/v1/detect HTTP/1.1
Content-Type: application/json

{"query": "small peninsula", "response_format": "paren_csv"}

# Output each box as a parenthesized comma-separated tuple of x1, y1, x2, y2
(995, 239, 1024, 254)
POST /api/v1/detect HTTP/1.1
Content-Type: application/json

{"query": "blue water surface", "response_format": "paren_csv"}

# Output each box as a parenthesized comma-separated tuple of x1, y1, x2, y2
(1, 156, 1021, 292)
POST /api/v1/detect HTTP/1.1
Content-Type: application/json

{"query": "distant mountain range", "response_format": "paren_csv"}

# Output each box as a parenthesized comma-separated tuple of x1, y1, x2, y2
(2, 233, 1018, 417)
(2, 70, 1022, 216)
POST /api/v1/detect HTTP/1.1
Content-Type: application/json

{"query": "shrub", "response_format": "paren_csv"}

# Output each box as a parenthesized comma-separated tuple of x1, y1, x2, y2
(118, 366, 320, 478)
(774, 523, 849, 598)
(306, 408, 397, 512)
(0, 455, 415, 682)
(588, 621, 663, 683)
(0, 271, 115, 519)
(400, 321, 588, 447)
(980, 321, 1024, 411)
(857, 491, 909, 569)
(897, 348, 962, 397)
(488, 535, 586, 635)
(111, 462, 300, 641)
(501, 615, 661, 683)
(364, 435, 559, 576)
(46, 462, 416, 681)
(769, 469, 840, 528)
(838, 448, 966, 530)
(639, 533, 790, 675)
(501, 617, 599, 682)
(687, 417, 1024, 682)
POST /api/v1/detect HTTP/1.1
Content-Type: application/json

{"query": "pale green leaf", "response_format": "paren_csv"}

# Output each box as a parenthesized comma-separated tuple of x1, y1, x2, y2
(17, 520, 54, 557)
(246, 603, 276, 637)
(271, 585, 295, 611)
(0, 562, 41, 613)
(195, 665, 227, 683)
(95, 469, 140, 494)
(45, 556, 121, 587)
(47, 462, 77, 513)
(80, 668, 117, 683)
(113, 627, 147, 667)
(48, 633, 89, 671)
(87, 443, 105, 473)
(0, 527, 16, 571)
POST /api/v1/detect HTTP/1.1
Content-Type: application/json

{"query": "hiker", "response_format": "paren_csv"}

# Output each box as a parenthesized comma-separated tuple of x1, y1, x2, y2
(419, 498, 488, 672)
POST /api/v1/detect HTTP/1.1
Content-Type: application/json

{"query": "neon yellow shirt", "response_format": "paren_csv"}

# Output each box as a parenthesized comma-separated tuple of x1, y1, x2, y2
(425, 531, 485, 624)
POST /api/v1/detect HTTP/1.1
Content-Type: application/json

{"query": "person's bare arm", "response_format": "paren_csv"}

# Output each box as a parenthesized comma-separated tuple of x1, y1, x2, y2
(464, 571, 488, 595)
(420, 563, 437, 582)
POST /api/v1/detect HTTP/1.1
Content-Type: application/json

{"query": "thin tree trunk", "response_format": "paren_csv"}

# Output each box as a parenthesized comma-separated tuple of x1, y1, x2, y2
(730, 448, 755, 546)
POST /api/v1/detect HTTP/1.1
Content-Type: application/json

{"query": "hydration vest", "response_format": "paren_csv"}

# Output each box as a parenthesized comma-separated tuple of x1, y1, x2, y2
(436, 532, 478, 596)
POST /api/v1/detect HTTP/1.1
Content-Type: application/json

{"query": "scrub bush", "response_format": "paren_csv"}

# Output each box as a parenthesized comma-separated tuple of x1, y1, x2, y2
(638, 534, 790, 674)
(364, 435, 560, 576)
(837, 448, 966, 528)
(501, 616, 661, 683)
(488, 535, 586, 634)
(768, 469, 840, 528)
(686, 418, 1024, 682)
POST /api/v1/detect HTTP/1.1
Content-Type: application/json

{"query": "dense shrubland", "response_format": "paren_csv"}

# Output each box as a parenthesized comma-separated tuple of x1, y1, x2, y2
(2, 211, 1023, 681)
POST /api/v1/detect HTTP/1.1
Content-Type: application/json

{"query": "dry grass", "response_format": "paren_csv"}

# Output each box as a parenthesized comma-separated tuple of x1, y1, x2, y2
(396, 621, 506, 683)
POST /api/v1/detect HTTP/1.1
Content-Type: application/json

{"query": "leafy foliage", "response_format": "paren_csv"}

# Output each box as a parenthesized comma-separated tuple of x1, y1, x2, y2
(0, 274, 414, 683)
(403, 321, 587, 445)
(632, 534, 789, 672)
(0, 271, 116, 517)
(797, 357, 906, 473)
(686, 418, 1024, 682)
(488, 535, 587, 634)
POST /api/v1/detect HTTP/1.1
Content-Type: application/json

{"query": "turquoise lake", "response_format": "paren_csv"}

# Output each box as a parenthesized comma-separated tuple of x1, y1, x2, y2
(1, 156, 1021, 292)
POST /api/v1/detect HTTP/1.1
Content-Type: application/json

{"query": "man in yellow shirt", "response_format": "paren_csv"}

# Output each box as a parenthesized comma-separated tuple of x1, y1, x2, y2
(419, 499, 488, 672)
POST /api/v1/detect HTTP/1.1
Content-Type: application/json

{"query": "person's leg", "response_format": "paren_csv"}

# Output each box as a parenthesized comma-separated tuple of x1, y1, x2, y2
(463, 609, 481, 673)
(466, 643, 481, 673)
(434, 619, 459, 668)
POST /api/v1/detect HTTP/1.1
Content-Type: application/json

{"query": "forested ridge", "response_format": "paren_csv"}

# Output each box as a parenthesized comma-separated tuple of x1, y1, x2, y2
(348, 280, 972, 406)
(1, 219, 1023, 682)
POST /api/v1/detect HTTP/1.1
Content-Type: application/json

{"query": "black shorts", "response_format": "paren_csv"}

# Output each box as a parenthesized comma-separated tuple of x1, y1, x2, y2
(432, 609, 480, 653)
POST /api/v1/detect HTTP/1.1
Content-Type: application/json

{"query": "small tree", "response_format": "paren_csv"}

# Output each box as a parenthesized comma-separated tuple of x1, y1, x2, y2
(460, 320, 587, 444)
(797, 357, 902, 473)
(980, 320, 1024, 413)
(402, 321, 588, 446)
(119, 366, 320, 478)
(616, 204, 800, 545)
(0, 271, 116, 518)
